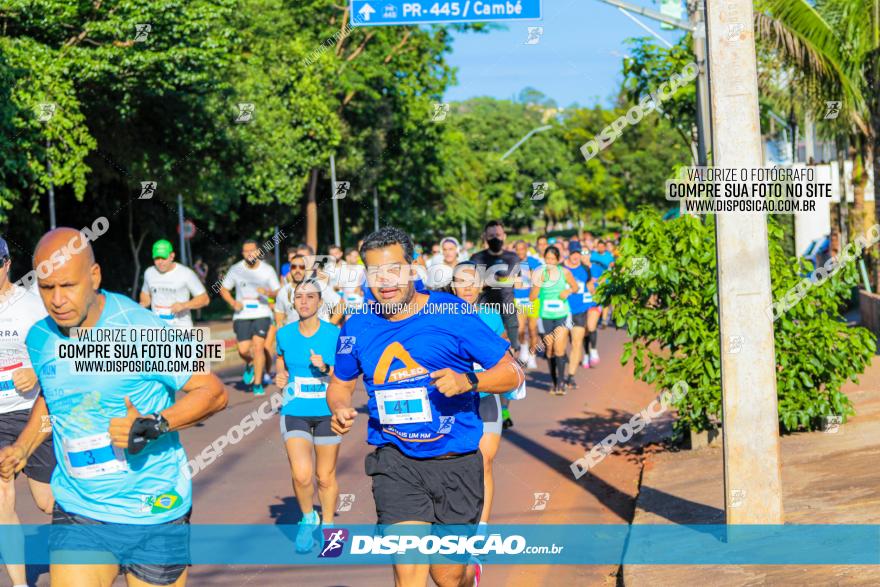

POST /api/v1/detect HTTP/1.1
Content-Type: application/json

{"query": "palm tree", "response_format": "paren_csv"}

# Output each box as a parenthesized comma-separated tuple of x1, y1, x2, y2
(756, 0, 879, 287)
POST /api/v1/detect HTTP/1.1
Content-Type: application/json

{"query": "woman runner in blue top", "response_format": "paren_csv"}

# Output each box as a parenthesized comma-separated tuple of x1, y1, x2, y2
(450, 261, 510, 531)
(274, 279, 342, 553)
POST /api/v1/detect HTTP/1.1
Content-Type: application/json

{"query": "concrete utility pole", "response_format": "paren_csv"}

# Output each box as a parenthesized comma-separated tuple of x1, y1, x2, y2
(705, 0, 784, 523)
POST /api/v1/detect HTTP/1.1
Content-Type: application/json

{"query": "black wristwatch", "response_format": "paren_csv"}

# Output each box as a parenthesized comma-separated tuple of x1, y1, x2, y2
(464, 371, 479, 392)
(128, 412, 170, 455)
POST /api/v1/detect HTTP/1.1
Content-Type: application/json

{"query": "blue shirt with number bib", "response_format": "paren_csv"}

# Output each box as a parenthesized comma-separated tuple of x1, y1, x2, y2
(26, 291, 193, 525)
(334, 291, 509, 458)
(276, 321, 340, 417)
(564, 264, 594, 313)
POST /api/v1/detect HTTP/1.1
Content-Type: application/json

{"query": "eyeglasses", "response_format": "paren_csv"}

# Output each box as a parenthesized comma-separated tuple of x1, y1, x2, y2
(290, 264, 306, 270)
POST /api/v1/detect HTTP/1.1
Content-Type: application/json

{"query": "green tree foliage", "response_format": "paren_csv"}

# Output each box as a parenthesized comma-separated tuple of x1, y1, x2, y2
(601, 209, 876, 435)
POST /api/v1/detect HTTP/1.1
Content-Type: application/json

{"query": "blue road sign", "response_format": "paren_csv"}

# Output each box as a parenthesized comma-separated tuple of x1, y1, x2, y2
(350, 0, 542, 26)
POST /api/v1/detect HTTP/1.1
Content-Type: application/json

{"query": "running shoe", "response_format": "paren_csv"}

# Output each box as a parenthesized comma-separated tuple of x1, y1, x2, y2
(565, 375, 577, 389)
(242, 364, 255, 385)
(502, 416, 514, 429)
(526, 353, 537, 369)
(589, 349, 600, 367)
(518, 345, 530, 364)
(581, 356, 590, 368)
(296, 511, 320, 553)
(262, 373, 273, 386)
(470, 556, 483, 587)
(253, 384, 265, 396)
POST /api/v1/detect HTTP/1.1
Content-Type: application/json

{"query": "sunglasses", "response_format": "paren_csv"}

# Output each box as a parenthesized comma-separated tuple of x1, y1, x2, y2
(290, 264, 306, 270)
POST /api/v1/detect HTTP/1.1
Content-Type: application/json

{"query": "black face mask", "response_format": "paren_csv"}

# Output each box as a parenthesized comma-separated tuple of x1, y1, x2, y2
(487, 237, 504, 252)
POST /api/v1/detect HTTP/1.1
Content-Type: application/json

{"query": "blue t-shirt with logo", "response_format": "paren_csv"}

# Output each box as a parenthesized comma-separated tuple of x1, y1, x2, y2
(27, 291, 193, 525)
(276, 321, 340, 417)
(334, 291, 509, 457)
(514, 256, 543, 300)
(564, 264, 593, 314)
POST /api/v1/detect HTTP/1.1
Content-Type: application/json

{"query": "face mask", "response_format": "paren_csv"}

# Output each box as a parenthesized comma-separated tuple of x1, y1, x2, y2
(487, 237, 504, 252)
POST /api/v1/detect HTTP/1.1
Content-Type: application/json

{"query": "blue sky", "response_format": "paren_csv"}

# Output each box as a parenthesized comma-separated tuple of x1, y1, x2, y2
(443, 0, 687, 108)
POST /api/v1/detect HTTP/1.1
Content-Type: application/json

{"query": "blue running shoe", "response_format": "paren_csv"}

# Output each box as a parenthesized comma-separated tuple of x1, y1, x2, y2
(242, 364, 254, 386)
(253, 384, 265, 396)
(296, 511, 320, 553)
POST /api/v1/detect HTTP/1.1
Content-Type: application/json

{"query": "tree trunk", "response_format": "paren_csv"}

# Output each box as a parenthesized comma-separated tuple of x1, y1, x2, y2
(837, 135, 849, 246)
(853, 141, 867, 238)
(306, 167, 318, 252)
(128, 205, 146, 299)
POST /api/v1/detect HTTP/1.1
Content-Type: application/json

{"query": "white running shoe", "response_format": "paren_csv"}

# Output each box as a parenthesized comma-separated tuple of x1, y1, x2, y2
(581, 355, 590, 368)
(518, 345, 529, 364)
(526, 353, 537, 369)
(589, 349, 600, 367)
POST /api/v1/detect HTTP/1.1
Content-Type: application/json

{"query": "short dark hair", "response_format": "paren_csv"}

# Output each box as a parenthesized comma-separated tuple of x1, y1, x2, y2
(545, 245, 561, 259)
(243, 239, 259, 248)
(296, 243, 315, 255)
(537, 234, 548, 242)
(484, 220, 503, 232)
(360, 226, 414, 263)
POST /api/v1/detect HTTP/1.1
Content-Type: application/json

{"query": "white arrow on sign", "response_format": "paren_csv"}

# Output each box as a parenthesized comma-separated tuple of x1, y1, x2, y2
(358, 3, 376, 21)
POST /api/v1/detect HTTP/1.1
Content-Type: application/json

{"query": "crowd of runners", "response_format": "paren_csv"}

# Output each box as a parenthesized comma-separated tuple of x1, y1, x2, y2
(0, 219, 617, 587)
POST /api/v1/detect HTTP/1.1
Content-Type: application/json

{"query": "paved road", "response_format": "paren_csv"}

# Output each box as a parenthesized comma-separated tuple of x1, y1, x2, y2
(19, 327, 666, 586)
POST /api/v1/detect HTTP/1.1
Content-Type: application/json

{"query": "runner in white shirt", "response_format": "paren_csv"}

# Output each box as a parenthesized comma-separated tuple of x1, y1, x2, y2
(0, 238, 54, 587)
(274, 254, 343, 326)
(333, 249, 366, 313)
(219, 239, 281, 396)
(139, 239, 209, 328)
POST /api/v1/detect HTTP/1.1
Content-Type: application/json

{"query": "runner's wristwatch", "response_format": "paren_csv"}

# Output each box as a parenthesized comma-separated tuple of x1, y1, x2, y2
(464, 371, 479, 392)
(128, 413, 170, 455)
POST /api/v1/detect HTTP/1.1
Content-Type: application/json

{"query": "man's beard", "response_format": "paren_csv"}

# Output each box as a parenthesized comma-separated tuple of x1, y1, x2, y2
(375, 283, 415, 318)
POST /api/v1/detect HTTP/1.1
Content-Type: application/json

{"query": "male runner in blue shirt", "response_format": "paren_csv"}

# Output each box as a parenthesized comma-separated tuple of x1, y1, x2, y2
(326, 227, 523, 587)
(0, 227, 227, 587)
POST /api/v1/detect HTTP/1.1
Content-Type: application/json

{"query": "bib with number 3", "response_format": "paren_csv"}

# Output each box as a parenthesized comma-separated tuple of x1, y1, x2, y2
(375, 387, 432, 425)
(62, 432, 127, 479)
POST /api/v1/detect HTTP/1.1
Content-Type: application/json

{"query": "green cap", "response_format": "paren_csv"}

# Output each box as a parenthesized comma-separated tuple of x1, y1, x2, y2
(152, 239, 174, 259)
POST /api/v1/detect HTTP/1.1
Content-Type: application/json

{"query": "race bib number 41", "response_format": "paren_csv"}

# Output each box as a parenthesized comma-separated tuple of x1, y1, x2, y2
(375, 387, 432, 425)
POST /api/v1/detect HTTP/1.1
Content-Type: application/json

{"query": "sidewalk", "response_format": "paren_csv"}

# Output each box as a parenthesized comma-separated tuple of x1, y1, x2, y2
(625, 356, 880, 586)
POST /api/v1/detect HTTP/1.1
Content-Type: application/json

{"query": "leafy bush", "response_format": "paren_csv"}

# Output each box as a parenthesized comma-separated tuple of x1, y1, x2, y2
(599, 208, 876, 435)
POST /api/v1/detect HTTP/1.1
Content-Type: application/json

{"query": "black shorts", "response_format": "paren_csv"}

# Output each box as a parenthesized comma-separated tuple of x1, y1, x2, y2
(541, 317, 567, 334)
(233, 317, 272, 341)
(570, 311, 587, 328)
(479, 395, 502, 435)
(280, 414, 341, 445)
(0, 408, 55, 483)
(50, 504, 191, 586)
(365, 445, 483, 525)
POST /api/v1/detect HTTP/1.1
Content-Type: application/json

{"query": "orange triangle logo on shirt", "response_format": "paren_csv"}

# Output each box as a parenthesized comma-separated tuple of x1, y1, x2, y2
(373, 341, 428, 384)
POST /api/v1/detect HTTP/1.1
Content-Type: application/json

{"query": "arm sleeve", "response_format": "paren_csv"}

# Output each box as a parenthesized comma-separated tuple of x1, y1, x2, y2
(186, 268, 207, 297)
(332, 323, 361, 382)
(268, 268, 281, 291)
(220, 267, 235, 290)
